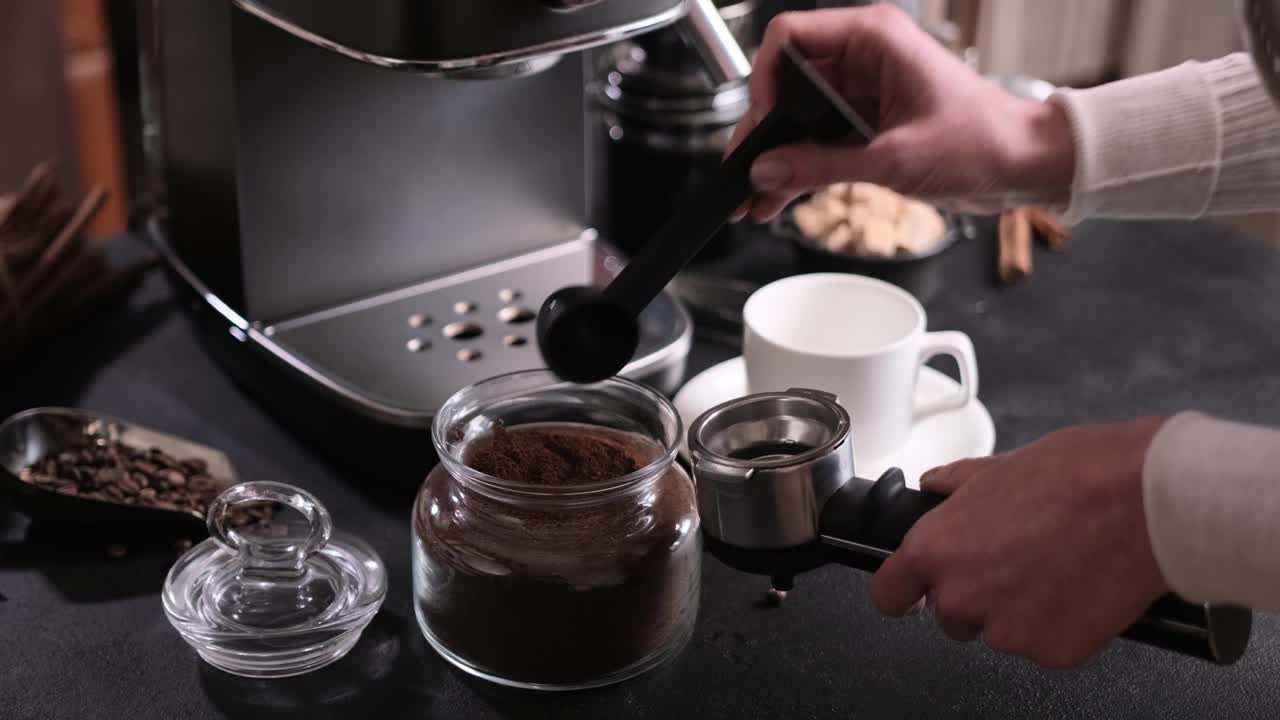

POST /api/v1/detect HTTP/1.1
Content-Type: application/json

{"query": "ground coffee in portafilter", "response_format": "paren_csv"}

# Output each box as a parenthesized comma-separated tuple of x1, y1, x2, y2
(414, 423, 700, 686)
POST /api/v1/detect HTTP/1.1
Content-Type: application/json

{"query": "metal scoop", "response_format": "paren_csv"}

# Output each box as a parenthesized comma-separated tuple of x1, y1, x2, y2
(536, 44, 874, 383)
(0, 407, 237, 535)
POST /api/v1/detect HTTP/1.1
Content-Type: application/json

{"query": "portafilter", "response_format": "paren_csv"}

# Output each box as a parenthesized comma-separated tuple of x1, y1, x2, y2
(688, 388, 1253, 665)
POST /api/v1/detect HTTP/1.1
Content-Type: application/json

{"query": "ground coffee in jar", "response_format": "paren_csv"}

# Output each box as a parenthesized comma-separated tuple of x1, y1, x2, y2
(412, 373, 701, 690)
(465, 424, 640, 486)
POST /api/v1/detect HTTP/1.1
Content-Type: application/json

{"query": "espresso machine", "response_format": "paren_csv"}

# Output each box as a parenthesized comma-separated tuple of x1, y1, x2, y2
(132, 1, 750, 472)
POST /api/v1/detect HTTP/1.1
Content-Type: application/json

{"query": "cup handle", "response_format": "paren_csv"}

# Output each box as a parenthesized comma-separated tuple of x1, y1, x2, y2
(914, 331, 979, 421)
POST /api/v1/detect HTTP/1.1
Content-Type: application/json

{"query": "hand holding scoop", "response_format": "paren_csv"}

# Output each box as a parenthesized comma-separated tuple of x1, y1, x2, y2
(537, 45, 874, 383)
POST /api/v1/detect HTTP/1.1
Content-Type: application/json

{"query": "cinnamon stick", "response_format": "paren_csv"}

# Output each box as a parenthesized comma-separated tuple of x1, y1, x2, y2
(65, 255, 158, 315)
(2, 163, 57, 236)
(998, 208, 1033, 285)
(16, 185, 106, 298)
(0, 249, 21, 324)
(23, 248, 107, 319)
(1, 254, 157, 361)
(1023, 206, 1068, 252)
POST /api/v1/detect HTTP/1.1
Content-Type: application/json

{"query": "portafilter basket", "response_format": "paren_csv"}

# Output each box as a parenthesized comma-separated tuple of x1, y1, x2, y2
(688, 389, 1252, 665)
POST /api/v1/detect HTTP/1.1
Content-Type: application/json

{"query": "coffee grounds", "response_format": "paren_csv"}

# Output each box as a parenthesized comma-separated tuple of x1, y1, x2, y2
(465, 424, 642, 485)
(415, 423, 700, 686)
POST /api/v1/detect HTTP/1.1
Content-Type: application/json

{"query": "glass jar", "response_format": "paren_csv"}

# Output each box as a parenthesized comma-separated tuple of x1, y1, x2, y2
(412, 370, 701, 690)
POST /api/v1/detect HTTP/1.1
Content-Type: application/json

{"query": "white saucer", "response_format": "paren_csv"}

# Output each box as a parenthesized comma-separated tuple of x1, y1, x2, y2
(673, 357, 996, 487)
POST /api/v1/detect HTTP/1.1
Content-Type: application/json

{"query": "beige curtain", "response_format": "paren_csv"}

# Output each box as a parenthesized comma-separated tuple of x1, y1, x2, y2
(972, 0, 1243, 85)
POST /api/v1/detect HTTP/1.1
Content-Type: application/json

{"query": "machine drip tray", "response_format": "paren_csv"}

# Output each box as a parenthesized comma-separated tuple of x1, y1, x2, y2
(260, 236, 691, 423)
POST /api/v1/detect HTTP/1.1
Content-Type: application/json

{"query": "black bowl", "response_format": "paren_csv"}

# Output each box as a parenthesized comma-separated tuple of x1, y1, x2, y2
(771, 202, 963, 303)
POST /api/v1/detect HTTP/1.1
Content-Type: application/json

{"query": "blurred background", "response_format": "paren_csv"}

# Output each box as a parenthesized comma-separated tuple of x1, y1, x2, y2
(0, 0, 1262, 241)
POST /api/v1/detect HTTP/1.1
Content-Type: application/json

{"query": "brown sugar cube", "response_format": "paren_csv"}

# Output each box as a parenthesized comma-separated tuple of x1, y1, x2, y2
(813, 192, 849, 221)
(821, 222, 857, 252)
(850, 182, 902, 220)
(858, 217, 898, 258)
(793, 202, 842, 240)
(897, 201, 947, 255)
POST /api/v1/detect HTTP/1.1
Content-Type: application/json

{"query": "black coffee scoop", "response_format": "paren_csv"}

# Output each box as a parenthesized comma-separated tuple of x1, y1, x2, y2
(537, 45, 874, 383)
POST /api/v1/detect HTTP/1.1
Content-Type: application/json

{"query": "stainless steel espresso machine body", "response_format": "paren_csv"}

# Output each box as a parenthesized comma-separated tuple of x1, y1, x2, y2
(134, 1, 746, 474)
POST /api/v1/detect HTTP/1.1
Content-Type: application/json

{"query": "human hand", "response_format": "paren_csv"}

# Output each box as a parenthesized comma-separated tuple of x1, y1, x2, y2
(870, 418, 1170, 669)
(726, 5, 1075, 221)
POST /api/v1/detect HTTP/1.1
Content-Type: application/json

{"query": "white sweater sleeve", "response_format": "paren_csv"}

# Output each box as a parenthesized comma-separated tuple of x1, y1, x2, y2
(1050, 53, 1280, 224)
(1144, 412, 1280, 612)
(1048, 53, 1280, 610)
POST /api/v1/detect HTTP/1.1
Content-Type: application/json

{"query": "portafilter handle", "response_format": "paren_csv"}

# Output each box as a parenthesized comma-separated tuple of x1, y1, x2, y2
(816, 468, 1253, 666)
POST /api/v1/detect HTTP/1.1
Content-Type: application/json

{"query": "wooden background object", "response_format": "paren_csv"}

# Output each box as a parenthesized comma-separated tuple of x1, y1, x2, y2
(0, 1, 128, 241)
(55, 0, 129, 239)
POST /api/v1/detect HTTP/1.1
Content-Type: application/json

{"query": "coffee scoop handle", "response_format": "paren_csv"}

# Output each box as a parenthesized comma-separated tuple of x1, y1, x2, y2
(819, 468, 1252, 665)
(602, 45, 872, 315)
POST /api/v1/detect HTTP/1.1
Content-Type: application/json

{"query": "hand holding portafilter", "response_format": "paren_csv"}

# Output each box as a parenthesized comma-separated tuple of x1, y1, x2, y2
(688, 388, 1253, 665)
(536, 45, 873, 383)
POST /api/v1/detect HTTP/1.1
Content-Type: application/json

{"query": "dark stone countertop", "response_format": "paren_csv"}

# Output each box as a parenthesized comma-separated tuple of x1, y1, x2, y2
(4, 219, 1280, 719)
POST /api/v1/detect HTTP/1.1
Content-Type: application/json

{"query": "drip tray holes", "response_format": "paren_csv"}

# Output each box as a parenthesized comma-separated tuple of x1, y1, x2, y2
(497, 306, 535, 325)
(443, 322, 484, 341)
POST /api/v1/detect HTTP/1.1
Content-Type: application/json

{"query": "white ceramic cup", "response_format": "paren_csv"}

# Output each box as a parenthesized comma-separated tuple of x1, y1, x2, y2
(742, 273, 978, 462)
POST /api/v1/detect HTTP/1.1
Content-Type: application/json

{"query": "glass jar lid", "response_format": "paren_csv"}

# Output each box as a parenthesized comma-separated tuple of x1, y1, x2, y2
(162, 481, 386, 678)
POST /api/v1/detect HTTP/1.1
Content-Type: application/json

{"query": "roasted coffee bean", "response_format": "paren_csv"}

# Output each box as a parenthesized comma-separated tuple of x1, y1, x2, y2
(21, 439, 228, 517)
(154, 450, 183, 471)
(132, 460, 158, 477)
(74, 467, 96, 487)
